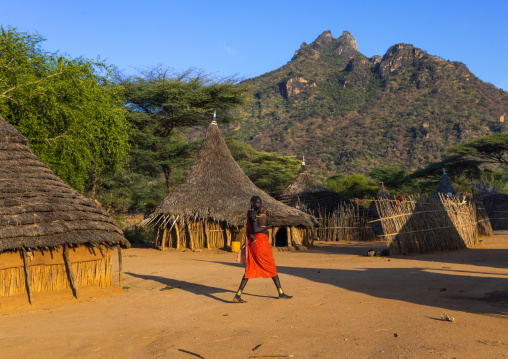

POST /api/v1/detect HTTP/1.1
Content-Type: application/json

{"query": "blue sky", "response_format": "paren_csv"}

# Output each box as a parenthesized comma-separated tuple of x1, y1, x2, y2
(1, 0, 507, 90)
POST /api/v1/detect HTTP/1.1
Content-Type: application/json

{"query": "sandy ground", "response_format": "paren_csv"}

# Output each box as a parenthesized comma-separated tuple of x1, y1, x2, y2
(2, 233, 508, 359)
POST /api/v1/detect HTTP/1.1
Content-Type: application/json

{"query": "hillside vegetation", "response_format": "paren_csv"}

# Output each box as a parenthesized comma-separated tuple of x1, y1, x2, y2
(231, 30, 508, 178)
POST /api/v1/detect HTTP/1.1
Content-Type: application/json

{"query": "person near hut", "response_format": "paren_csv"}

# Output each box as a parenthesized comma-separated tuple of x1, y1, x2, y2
(249, 205, 271, 244)
(233, 196, 292, 303)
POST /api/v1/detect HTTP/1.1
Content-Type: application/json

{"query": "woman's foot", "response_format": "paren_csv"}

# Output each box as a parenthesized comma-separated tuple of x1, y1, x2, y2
(278, 293, 293, 299)
(233, 295, 246, 303)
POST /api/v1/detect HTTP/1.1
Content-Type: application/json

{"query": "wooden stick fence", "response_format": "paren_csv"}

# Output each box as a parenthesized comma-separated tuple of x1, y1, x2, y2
(303, 201, 377, 242)
(374, 195, 479, 255)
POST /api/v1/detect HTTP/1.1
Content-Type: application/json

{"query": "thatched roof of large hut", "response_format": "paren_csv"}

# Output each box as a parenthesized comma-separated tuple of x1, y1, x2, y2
(0, 116, 130, 252)
(368, 183, 394, 219)
(277, 160, 353, 214)
(436, 168, 458, 197)
(144, 121, 316, 228)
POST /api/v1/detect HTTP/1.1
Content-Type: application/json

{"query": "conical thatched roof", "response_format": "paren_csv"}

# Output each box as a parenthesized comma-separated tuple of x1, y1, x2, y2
(0, 116, 130, 252)
(277, 161, 352, 213)
(368, 183, 394, 218)
(436, 168, 458, 197)
(145, 122, 316, 227)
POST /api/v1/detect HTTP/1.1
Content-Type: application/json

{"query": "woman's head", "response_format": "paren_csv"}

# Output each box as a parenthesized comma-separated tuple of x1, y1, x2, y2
(250, 196, 262, 210)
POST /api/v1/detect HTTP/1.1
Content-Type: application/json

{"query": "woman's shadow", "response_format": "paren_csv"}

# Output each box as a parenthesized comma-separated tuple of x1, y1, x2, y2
(125, 271, 273, 303)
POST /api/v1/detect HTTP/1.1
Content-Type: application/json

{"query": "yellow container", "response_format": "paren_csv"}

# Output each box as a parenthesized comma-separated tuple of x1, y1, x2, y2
(230, 241, 241, 253)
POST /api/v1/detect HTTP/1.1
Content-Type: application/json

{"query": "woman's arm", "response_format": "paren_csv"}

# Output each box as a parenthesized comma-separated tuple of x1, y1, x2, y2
(248, 209, 270, 235)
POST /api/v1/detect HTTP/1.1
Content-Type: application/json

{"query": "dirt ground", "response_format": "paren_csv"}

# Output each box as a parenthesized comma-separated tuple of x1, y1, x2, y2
(2, 233, 508, 359)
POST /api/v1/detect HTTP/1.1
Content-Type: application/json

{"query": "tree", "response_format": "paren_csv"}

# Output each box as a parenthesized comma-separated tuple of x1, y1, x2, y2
(367, 166, 410, 191)
(120, 66, 249, 190)
(0, 26, 129, 192)
(323, 174, 378, 199)
(447, 134, 508, 167)
(227, 139, 300, 196)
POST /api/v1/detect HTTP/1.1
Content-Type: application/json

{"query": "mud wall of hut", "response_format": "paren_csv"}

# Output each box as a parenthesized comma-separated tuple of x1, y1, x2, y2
(0, 245, 112, 298)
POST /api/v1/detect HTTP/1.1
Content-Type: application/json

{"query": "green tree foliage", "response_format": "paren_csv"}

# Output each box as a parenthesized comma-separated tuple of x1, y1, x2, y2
(226, 139, 301, 196)
(447, 134, 508, 167)
(323, 174, 378, 199)
(410, 157, 482, 194)
(0, 26, 129, 191)
(120, 66, 249, 190)
(368, 166, 410, 191)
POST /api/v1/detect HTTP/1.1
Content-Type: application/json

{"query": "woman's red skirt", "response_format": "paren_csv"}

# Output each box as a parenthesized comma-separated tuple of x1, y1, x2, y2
(245, 233, 277, 278)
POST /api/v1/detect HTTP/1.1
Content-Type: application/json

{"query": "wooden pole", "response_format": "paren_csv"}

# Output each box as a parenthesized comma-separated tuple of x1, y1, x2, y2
(161, 227, 168, 251)
(204, 220, 210, 249)
(175, 222, 180, 249)
(226, 227, 232, 248)
(63, 244, 80, 299)
(117, 244, 123, 288)
(22, 249, 33, 305)
(187, 220, 194, 250)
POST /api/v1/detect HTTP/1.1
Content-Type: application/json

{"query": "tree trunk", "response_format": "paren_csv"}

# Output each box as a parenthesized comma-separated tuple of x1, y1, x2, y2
(162, 164, 172, 191)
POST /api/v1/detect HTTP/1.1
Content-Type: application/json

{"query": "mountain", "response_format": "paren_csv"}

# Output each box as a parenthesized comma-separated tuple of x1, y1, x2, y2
(229, 30, 508, 178)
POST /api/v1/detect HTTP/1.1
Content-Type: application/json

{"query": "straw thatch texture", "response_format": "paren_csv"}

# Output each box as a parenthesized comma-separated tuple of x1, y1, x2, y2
(143, 122, 317, 249)
(0, 116, 130, 252)
(375, 196, 478, 255)
(0, 248, 112, 297)
(480, 193, 508, 230)
(277, 163, 353, 214)
(0, 115, 129, 301)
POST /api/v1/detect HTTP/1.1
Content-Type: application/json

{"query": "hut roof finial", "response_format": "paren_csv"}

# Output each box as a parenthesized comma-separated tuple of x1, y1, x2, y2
(302, 155, 305, 165)
(211, 110, 217, 125)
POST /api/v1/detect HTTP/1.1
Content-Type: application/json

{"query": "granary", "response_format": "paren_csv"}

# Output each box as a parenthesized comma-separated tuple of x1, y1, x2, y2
(0, 116, 130, 305)
(142, 119, 317, 250)
(435, 168, 458, 198)
(277, 158, 354, 215)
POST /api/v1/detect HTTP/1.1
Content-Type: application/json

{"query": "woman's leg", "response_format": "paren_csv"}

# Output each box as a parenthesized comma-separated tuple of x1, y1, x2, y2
(233, 276, 249, 303)
(271, 275, 292, 299)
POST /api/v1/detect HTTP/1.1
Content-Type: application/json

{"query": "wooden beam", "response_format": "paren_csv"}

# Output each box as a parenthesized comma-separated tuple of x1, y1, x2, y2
(204, 220, 210, 249)
(63, 244, 80, 299)
(161, 227, 168, 251)
(226, 227, 232, 248)
(22, 249, 33, 305)
(175, 222, 180, 249)
(117, 244, 123, 288)
(187, 220, 194, 250)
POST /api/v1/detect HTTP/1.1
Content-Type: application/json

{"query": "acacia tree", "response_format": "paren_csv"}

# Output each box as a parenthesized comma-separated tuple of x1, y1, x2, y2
(0, 26, 129, 192)
(447, 134, 508, 167)
(120, 66, 249, 190)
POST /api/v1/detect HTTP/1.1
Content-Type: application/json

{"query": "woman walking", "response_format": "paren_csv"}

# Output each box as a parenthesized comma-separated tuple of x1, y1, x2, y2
(233, 196, 292, 303)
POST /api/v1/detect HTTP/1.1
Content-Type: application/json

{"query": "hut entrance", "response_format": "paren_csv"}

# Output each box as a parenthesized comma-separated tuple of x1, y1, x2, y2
(275, 227, 288, 247)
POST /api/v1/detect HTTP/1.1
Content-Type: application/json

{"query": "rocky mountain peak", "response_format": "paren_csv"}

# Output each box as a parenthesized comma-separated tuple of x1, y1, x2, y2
(338, 31, 358, 51)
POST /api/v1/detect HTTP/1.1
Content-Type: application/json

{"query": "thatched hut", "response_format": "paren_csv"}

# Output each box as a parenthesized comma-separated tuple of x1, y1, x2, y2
(0, 116, 130, 304)
(277, 159, 353, 214)
(435, 168, 458, 197)
(277, 160, 375, 241)
(480, 193, 508, 230)
(142, 121, 317, 250)
(367, 183, 395, 220)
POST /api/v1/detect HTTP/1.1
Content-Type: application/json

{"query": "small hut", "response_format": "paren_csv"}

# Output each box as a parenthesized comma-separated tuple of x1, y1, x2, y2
(435, 168, 458, 198)
(0, 116, 130, 304)
(142, 120, 317, 250)
(368, 183, 395, 220)
(480, 193, 508, 230)
(277, 158, 353, 214)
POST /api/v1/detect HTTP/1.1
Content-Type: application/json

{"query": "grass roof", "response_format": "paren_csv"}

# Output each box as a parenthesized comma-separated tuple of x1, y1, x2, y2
(0, 116, 130, 252)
